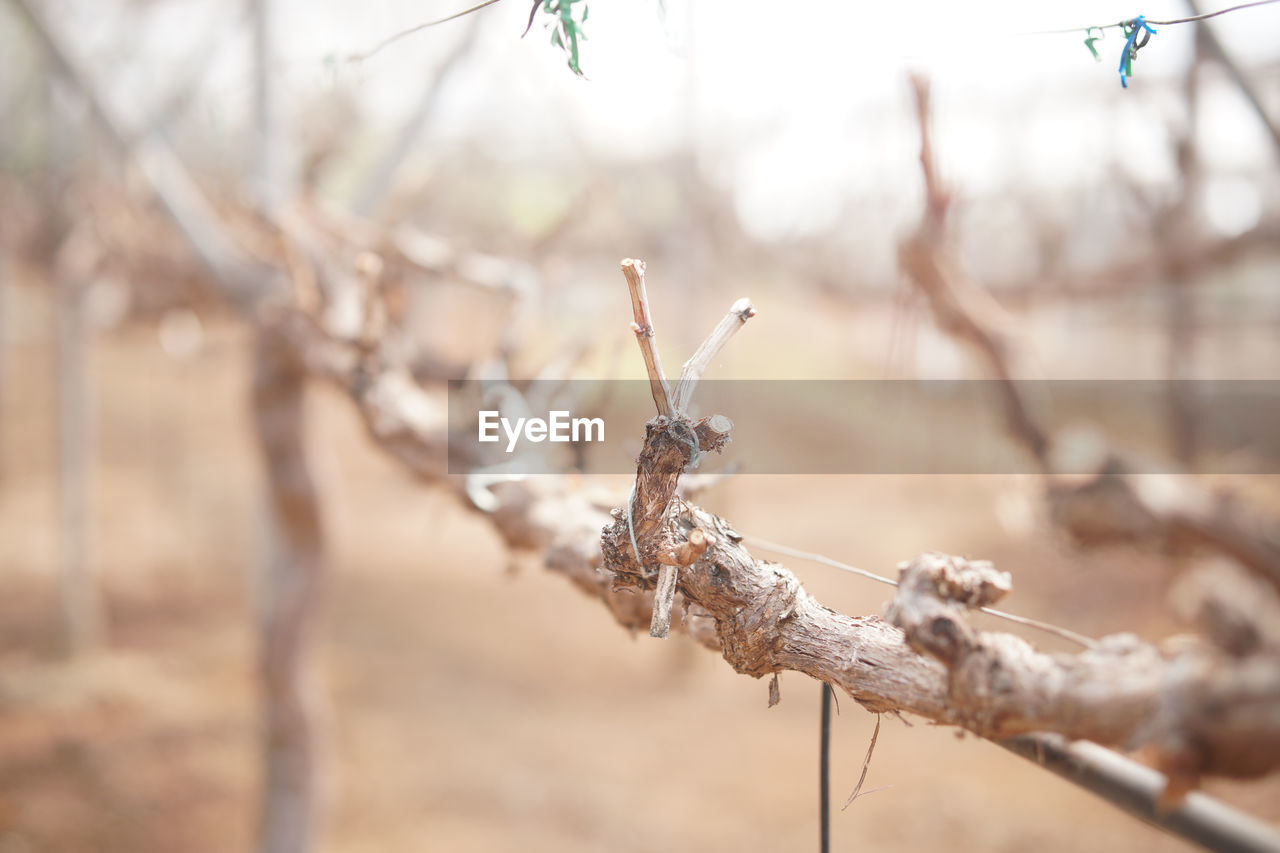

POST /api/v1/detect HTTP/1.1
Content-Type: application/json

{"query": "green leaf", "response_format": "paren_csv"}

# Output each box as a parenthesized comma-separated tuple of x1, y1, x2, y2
(537, 0, 588, 77)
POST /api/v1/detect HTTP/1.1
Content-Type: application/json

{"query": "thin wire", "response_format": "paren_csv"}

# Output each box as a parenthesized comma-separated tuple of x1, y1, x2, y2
(747, 536, 897, 589)
(348, 0, 505, 61)
(1024, 0, 1280, 35)
(744, 535, 1099, 649)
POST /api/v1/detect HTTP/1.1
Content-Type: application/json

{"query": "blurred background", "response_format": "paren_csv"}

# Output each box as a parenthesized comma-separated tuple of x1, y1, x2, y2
(1, 0, 1280, 851)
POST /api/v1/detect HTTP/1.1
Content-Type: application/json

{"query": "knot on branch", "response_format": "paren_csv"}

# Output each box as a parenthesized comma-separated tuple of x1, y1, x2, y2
(713, 556, 805, 678)
(885, 553, 1011, 664)
(602, 412, 736, 587)
(657, 511, 803, 677)
(644, 413, 734, 470)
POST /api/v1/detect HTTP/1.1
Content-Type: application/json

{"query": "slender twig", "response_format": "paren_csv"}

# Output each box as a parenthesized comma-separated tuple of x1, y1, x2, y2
(672, 297, 756, 414)
(1025, 0, 1280, 34)
(841, 714, 884, 810)
(744, 535, 1099, 649)
(346, 0, 503, 62)
(620, 259, 675, 418)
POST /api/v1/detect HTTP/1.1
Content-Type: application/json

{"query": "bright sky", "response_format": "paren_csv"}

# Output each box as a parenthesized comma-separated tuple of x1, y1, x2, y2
(48, 0, 1280, 239)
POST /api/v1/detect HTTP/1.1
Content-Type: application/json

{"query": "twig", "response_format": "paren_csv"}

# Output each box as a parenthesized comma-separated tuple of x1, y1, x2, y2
(649, 528, 713, 639)
(910, 74, 949, 228)
(620, 258, 674, 417)
(619, 263, 752, 639)
(841, 714, 883, 810)
(672, 297, 756, 414)
(346, 0, 503, 62)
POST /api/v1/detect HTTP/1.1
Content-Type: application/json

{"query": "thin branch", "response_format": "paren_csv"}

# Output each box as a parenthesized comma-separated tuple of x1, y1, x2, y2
(346, 0, 504, 62)
(841, 714, 883, 810)
(902, 75, 1051, 468)
(620, 258, 674, 418)
(672, 296, 756, 414)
